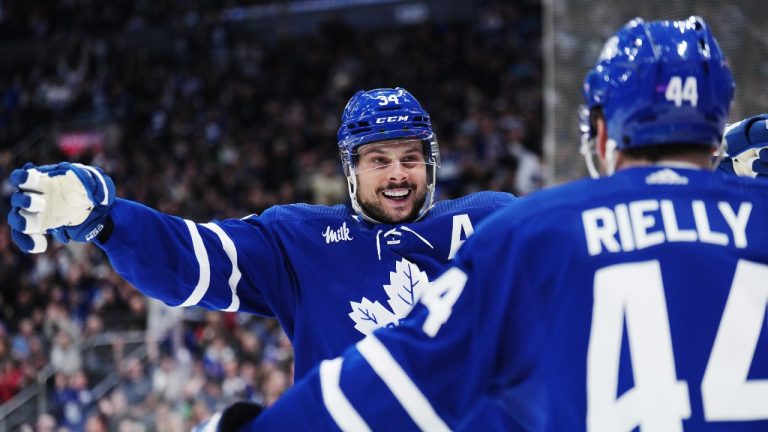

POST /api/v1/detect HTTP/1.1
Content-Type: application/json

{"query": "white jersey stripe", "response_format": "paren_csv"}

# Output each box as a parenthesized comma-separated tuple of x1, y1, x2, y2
(319, 358, 372, 432)
(74, 163, 110, 205)
(202, 222, 242, 311)
(401, 226, 434, 249)
(357, 335, 450, 432)
(179, 220, 211, 307)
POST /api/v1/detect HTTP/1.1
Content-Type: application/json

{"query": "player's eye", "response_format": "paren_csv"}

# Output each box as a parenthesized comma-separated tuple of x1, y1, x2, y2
(371, 157, 390, 167)
(400, 154, 424, 168)
(358, 156, 392, 170)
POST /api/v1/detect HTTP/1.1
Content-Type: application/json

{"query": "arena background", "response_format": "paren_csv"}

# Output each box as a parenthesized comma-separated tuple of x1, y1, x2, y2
(0, 0, 764, 430)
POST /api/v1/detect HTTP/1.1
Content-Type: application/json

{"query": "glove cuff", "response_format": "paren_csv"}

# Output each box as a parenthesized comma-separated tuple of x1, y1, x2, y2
(96, 215, 115, 243)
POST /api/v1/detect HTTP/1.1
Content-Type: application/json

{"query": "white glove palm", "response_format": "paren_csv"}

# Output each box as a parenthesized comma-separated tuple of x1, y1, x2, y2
(721, 115, 768, 178)
(17, 167, 99, 230)
(729, 146, 768, 178)
(8, 162, 115, 253)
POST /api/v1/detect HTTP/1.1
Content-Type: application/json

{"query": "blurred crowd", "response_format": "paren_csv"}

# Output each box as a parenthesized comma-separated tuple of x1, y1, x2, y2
(0, 0, 542, 430)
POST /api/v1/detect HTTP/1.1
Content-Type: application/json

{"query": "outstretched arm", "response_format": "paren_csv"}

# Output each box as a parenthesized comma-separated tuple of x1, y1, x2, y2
(96, 198, 284, 315)
(7, 162, 292, 317)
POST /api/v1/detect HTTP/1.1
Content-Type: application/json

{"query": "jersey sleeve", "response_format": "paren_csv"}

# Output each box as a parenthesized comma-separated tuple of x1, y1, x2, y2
(97, 198, 297, 319)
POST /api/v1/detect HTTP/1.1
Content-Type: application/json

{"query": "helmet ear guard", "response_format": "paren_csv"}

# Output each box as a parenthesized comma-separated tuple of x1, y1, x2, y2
(337, 88, 440, 223)
(579, 105, 602, 179)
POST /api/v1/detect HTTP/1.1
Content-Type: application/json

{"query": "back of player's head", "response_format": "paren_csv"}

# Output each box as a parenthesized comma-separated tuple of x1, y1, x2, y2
(581, 16, 734, 156)
(337, 87, 440, 223)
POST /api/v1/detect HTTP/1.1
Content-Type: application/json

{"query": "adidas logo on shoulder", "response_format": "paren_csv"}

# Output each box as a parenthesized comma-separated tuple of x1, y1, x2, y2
(645, 168, 689, 185)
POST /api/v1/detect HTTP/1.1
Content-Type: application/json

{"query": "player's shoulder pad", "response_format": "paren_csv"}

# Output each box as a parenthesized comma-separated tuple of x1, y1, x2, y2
(248, 203, 353, 224)
(474, 178, 594, 235)
(429, 191, 516, 217)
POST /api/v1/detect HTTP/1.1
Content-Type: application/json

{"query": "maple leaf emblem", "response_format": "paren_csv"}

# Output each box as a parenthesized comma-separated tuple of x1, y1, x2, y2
(349, 258, 430, 335)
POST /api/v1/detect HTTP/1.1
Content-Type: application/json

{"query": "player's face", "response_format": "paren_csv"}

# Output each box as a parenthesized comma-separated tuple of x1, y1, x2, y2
(355, 139, 428, 224)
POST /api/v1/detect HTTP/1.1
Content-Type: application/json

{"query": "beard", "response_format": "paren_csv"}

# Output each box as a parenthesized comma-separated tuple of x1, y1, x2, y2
(358, 182, 427, 224)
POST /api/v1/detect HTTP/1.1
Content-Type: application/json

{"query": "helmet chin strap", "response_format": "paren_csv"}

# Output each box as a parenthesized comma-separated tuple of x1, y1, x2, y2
(413, 180, 436, 222)
(710, 139, 728, 172)
(580, 133, 619, 179)
(580, 133, 600, 179)
(346, 174, 380, 224)
(604, 138, 618, 176)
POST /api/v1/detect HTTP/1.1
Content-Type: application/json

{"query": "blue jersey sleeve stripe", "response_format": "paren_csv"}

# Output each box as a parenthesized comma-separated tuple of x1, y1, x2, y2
(319, 358, 372, 432)
(356, 335, 450, 432)
(179, 219, 211, 307)
(202, 222, 242, 311)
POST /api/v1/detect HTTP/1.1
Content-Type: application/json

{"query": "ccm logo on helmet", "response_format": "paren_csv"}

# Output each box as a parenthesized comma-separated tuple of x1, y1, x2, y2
(375, 115, 409, 124)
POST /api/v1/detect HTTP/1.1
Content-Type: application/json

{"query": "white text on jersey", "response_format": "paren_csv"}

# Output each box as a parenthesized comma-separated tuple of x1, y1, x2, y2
(582, 200, 752, 256)
(323, 222, 354, 244)
(447, 214, 474, 260)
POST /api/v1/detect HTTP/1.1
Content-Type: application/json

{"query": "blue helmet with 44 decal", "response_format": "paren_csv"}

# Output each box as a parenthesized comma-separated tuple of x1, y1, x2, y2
(580, 16, 734, 176)
(337, 87, 440, 222)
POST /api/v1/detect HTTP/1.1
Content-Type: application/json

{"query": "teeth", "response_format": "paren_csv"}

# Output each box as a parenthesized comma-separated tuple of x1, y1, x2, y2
(383, 189, 409, 198)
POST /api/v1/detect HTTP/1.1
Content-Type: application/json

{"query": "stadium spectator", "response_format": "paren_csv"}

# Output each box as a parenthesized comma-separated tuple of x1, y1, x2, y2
(0, 358, 25, 403)
(49, 330, 81, 375)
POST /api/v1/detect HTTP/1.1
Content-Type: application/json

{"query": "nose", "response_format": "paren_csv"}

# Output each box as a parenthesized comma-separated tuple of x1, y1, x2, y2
(387, 161, 409, 181)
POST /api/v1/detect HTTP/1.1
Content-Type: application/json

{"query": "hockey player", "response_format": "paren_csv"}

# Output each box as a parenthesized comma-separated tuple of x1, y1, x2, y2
(6, 87, 515, 379)
(221, 16, 768, 431)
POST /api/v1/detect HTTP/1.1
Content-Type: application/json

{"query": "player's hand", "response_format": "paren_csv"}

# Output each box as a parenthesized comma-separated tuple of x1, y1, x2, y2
(7, 162, 115, 253)
(754, 147, 768, 178)
(192, 401, 263, 432)
(720, 114, 768, 178)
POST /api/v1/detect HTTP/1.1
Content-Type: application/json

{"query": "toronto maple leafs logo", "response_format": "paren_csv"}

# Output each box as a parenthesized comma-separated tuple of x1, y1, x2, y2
(348, 258, 430, 335)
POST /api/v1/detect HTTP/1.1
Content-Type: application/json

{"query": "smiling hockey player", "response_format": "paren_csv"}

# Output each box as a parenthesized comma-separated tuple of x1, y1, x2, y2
(7, 87, 515, 382)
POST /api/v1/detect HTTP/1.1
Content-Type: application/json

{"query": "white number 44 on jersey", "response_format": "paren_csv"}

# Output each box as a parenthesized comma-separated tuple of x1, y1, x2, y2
(588, 259, 768, 431)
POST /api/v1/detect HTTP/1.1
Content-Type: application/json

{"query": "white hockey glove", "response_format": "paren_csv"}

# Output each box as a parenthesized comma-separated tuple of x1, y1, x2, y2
(7, 162, 115, 253)
(719, 114, 768, 179)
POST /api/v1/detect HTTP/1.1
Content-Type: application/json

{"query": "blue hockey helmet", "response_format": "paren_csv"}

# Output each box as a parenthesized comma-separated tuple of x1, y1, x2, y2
(580, 16, 734, 177)
(337, 87, 440, 223)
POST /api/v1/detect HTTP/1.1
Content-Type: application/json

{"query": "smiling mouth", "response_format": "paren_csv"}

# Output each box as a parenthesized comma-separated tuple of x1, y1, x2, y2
(382, 188, 411, 201)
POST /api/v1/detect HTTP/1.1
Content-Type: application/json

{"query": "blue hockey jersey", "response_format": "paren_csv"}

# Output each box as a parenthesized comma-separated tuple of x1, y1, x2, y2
(97, 191, 514, 377)
(249, 166, 768, 431)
